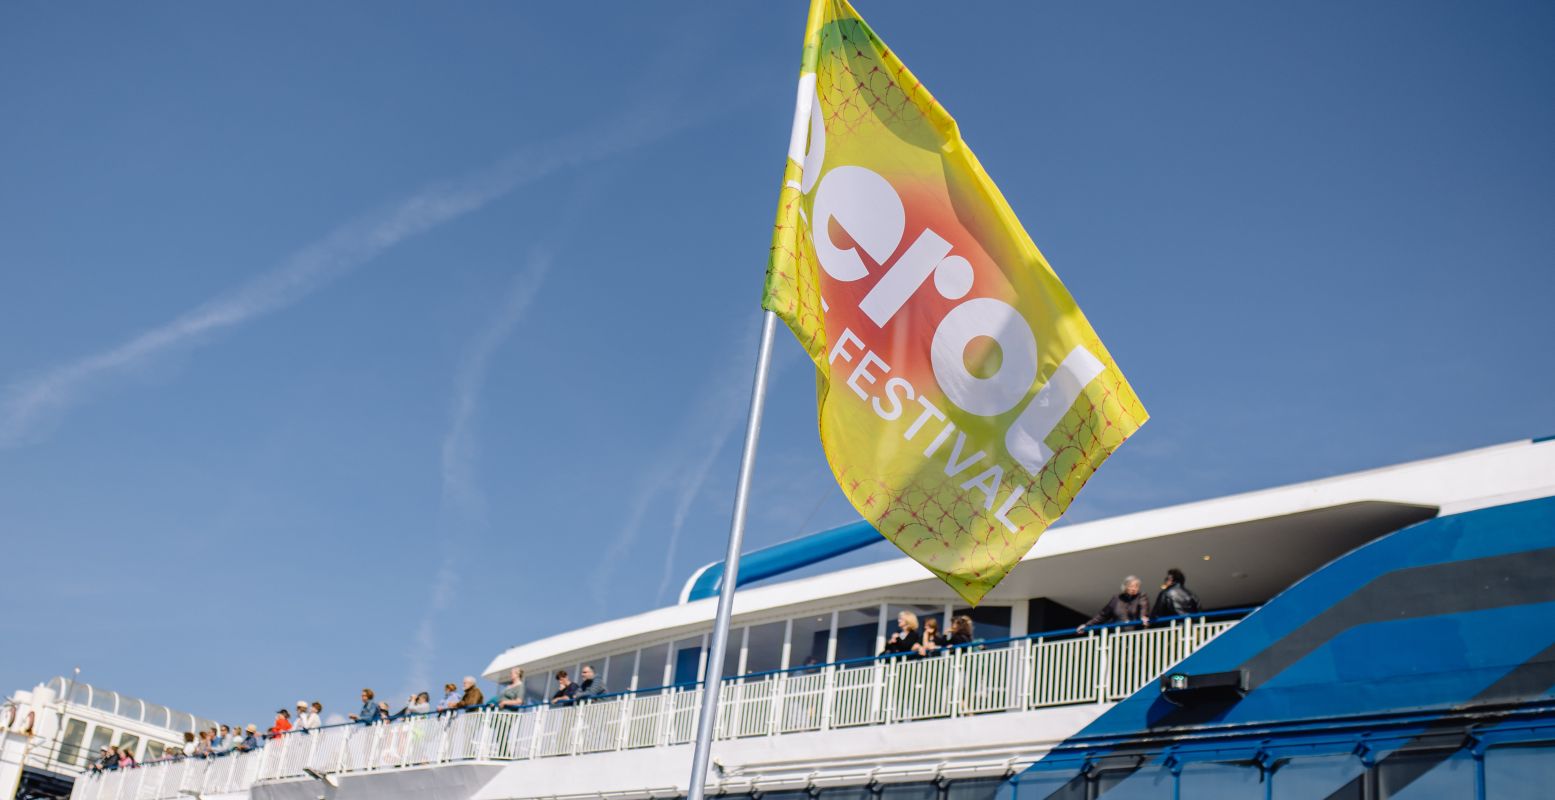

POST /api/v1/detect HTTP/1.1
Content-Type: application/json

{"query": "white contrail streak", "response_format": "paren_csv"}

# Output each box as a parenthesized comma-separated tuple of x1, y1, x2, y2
(0, 103, 680, 449)
(405, 253, 551, 694)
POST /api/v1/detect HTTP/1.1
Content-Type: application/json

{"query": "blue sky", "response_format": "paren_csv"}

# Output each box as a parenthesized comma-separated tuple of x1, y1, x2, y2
(2, 1, 1551, 727)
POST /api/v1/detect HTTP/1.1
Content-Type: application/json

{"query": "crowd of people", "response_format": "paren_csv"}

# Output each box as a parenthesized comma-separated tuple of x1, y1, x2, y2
(84, 578, 1205, 775)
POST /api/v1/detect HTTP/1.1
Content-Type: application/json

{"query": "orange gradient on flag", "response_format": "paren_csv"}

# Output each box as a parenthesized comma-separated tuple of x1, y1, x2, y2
(763, 0, 1147, 603)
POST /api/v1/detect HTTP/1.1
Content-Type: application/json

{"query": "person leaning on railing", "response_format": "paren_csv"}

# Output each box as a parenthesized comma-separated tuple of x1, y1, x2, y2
(880, 610, 922, 657)
(456, 676, 485, 710)
(575, 665, 605, 702)
(1152, 568, 1202, 619)
(497, 667, 527, 708)
(1077, 575, 1151, 633)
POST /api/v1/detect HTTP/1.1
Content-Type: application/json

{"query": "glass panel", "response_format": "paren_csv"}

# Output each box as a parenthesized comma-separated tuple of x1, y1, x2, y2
(1381, 748, 1474, 798)
(945, 777, 1005, 800)
(69, 683, 91, 706)
(953, 605, 1013, 646)
(722, 628, 745, 678)
(117, 732, 140, 758)
(523, 671, 549, 704)
(59, 719, 88, 766)
(819, 786, 872, 800)
(118, 697, 143, 721)
(790, 613, 832, 670)
(763, 792, 808, 800)
(90, 689, 116, 713)
(1485, 744, 1555, 796)
(835, 605, 881, 663)
(878, 782, 937, 800)
(1009, 766, 1085, 800)
(145, 741, 166, 761)
(638, 643, 671, 690)
(87, 725, 115, 757)
(1271, 755, 1365, 799)
(1176, 761, 1261, 796)
(745, 620, 786, 676)
(1090, 763, 1174, 799)
(604, 651, 636, 692)
(143, 703, 170, 729)
(672, 636, 704, 686)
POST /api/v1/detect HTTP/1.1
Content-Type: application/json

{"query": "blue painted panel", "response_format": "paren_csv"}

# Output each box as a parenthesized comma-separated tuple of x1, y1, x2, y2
(685, 520, 883, 601)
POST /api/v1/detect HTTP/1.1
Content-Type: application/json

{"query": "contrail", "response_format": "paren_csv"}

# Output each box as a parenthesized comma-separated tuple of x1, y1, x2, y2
(0, 98, 684, 449)
(405, 251, 552, 695)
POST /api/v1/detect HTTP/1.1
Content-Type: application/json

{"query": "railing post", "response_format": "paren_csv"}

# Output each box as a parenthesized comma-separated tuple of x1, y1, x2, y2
(949, 648, 965, 718)
(768, 675, 784, 736)
(1095, 628, 1110, 704)
(528, 705, 547, 760)
(615, 696, 633, 752)
(819, 664, 836, 731)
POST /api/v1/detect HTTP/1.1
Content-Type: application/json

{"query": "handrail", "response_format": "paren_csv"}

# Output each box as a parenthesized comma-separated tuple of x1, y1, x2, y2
(72, 611, 1251, 800)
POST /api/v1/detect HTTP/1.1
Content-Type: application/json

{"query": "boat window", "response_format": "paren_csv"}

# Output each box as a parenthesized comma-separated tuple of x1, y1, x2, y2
(638, 643, 671, 691)
(672, 636, 705, 686)
(878, 782, 936, 800)
(1176, 761, 1262, 796)
(1269, 755, 1365, 799)
(602, 651, 634, 692)
(944, 777, 1003, 800)
(789, 613, 832, 669)
(58, 719, 88, 766)
(953, 605, 1013, 646)
(1376, 748, 1474, 798)
(522, 671, 548, 704)
(721, 628, 745, 678)
(91, 689, 116, 713)
(145, 741, 166, 761)
(744, 620, 786, 675)
(143, 703, 170, 729)
(835, 605, 881, 663)
(117, 733, 140, 758)
(818, 786, 872, 800)
(1484, 744, 1555, 796)
(87, 724, 115, 756)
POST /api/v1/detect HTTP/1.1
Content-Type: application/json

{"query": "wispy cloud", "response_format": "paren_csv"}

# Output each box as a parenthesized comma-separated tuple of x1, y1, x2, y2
(0, 94, 689, 449)
(404, 251, 552, 694)
(581, 316, 810, 611)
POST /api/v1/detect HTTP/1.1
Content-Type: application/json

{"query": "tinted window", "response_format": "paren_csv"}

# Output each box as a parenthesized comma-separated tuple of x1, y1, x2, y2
(745, 620, 786, 675)
(835, 605, 880, 662)
(638, 643, 671, 690)
(672, 636, 704, 686)
(953, 605, 1013, 645)
(790, 613, 832, 668)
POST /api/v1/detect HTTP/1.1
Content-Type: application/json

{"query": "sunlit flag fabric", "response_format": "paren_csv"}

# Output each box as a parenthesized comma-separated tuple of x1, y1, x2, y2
(762, 0, 1148, 605)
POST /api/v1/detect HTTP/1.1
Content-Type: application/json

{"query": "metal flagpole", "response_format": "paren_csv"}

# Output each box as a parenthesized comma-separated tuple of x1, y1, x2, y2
(686, 309, 779, 800)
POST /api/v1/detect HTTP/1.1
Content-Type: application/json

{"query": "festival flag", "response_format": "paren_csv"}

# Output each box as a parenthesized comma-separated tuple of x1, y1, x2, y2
(762, 0, 1148, 604)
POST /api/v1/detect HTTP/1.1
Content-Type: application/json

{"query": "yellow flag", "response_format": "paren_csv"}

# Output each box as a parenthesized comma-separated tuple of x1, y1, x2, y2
(763, 0, 1148, 604)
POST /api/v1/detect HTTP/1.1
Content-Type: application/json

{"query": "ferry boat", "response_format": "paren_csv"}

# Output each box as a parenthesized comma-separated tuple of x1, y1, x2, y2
(7, 437, 1553, 800)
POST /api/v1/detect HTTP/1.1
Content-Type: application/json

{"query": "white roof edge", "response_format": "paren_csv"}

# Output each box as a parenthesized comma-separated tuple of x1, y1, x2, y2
(483, 438, 1555, 678)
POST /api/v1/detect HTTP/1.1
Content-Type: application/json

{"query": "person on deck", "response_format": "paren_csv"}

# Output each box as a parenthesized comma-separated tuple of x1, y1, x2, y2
(947, 615, 975, 648)
(912, 617, 945, 657)
(881, 610, 922, 656)
(1152, 568, 1202, 620)
(456, 676, 484, 709)
(350, 689, 381, 723)
(268, 708, 292, 738)
(576, 665, 606, 702)
(1078, 576, 1150, 633)
(550, 670, 578, 706)
(498, 668, 527, 709)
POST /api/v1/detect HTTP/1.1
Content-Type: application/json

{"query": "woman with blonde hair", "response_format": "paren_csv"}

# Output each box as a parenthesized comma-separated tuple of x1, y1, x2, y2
(881, 610, 921, 656)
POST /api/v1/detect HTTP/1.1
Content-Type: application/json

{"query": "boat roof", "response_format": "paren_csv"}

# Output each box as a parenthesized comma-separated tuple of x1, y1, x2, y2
(483, 438, 1555, 680)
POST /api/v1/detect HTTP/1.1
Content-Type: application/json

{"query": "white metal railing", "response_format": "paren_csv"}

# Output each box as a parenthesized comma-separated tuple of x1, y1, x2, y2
(70, 615, 1239, 800)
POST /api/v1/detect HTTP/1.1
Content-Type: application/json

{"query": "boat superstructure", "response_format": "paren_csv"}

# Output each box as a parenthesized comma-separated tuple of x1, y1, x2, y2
(46, 438, 1555, 800)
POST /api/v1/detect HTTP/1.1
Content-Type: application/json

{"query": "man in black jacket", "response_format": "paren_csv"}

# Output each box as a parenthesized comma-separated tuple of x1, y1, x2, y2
(1152, 568, 1201, 619)
(1078, 575, 1150, 632)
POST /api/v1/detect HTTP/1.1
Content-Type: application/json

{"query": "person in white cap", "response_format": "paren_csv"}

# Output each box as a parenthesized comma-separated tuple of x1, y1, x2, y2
(295, 700, 321, 730)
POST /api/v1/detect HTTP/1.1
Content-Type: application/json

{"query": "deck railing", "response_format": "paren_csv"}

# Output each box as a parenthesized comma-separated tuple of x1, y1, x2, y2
(69, 612, 1244, 800)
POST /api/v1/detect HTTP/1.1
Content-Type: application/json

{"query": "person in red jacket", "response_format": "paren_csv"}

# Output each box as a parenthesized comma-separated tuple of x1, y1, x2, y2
(268, 708, 293, 738)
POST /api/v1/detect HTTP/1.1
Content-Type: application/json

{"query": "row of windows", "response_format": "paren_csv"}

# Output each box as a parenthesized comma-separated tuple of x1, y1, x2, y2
(1011, 745, 1554, 799)
(55, 716, 174, 767)
(514, 603, 1015, 704)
